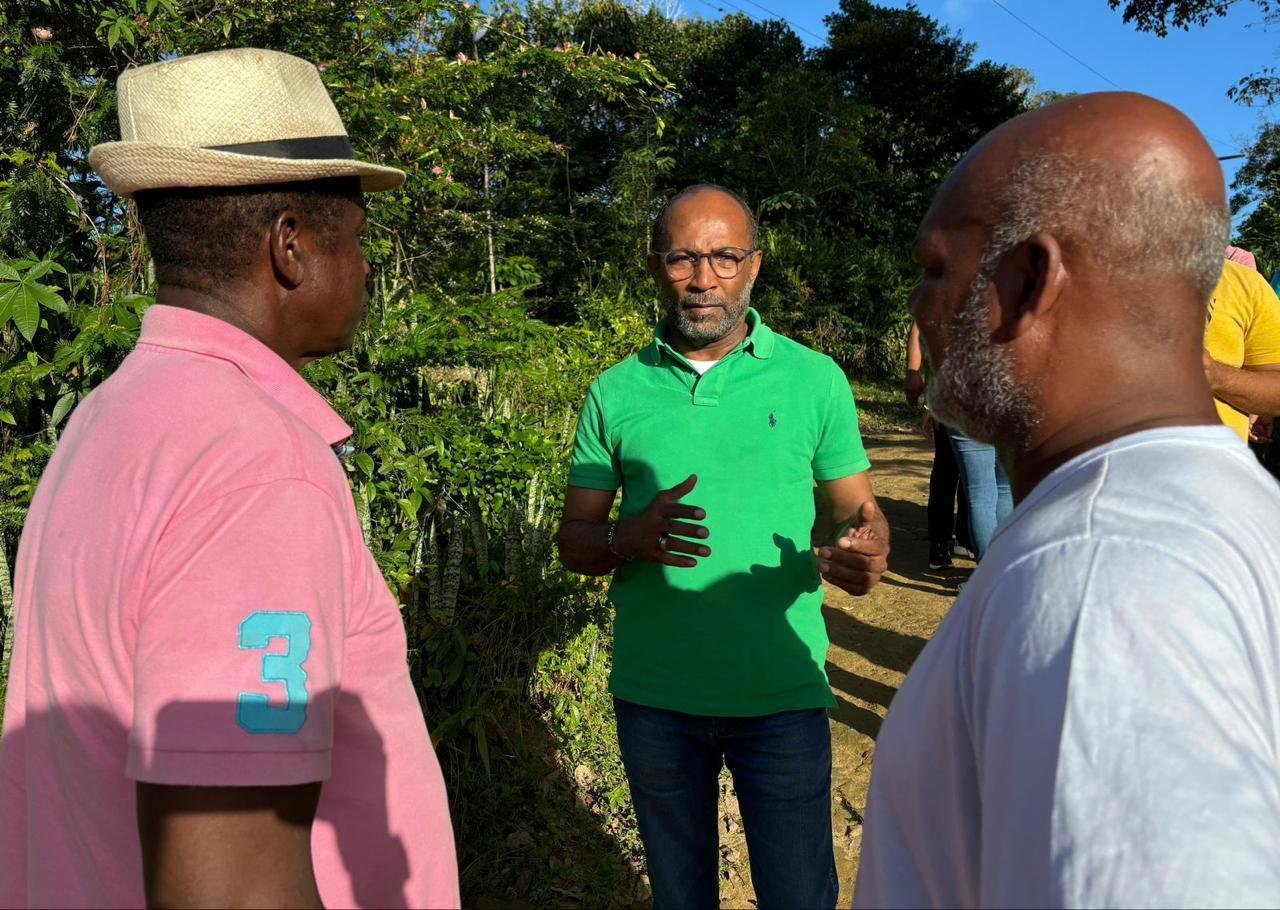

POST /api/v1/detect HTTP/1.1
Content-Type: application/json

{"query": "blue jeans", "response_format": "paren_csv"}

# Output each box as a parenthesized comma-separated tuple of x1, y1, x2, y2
(945, 425, 1013, 559)
(614, 698, 837, 910)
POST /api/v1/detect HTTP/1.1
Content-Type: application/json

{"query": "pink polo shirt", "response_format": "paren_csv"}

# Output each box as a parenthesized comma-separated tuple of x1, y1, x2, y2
(0, 306, 459, 909)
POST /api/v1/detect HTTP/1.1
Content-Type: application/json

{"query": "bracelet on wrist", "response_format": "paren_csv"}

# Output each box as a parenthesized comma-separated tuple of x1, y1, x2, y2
(607, 521, 630, 561)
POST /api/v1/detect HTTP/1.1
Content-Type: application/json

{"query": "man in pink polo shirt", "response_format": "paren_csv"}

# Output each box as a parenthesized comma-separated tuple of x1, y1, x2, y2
(0, 49, 459, 908)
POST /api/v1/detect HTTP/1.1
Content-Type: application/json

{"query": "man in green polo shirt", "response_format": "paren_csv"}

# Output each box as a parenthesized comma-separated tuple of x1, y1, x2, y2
(558, 184, 889, 909)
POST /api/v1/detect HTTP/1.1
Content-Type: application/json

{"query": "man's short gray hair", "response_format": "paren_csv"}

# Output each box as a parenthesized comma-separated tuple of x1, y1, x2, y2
(651, 184, 758, 251)
(979, 152, 1230, 305)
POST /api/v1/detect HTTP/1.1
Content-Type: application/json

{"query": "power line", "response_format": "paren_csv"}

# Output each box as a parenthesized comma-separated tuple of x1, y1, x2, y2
(688, 0, 825, 45)
(737, 0, 826, 42)
(989, 0, 1122, 90)
(689, 0, 760, 27)
(987, 0, 1240, 155)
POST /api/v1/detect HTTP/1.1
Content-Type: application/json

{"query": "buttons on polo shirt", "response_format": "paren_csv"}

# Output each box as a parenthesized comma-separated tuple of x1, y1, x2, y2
(689, 355, 734, 406)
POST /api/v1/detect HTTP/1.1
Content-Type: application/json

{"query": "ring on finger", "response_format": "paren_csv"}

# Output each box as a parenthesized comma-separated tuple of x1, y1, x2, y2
(658, 534, 669, 551)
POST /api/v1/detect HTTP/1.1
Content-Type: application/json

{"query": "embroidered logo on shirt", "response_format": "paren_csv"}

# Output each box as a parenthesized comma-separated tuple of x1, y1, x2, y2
(768, 412, 777, 427)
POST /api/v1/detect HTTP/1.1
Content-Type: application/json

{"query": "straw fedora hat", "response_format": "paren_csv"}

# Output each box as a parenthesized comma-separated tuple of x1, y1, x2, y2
(89, 48, 404, 197)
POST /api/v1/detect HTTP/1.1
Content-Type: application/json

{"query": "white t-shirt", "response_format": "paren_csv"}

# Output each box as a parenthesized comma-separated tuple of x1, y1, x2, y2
(855, 425, 1280, 909)
(688, 357, 720, 375)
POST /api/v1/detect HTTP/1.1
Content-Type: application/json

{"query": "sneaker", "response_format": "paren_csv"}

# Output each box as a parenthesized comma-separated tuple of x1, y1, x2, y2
(928, 542, 953, 570)
(951, 539, 976, 561)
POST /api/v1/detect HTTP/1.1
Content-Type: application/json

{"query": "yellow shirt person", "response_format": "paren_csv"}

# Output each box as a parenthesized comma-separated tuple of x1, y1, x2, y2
(1204, 259, 1280, 441)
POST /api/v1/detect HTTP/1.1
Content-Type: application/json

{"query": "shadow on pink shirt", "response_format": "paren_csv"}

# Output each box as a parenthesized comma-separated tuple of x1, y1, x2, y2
(0, 691, 413, 908)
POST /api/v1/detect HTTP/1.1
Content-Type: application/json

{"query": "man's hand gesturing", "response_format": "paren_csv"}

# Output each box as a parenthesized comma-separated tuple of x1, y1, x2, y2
(613, 474, 710, 568)
(816, 500, 889, 595)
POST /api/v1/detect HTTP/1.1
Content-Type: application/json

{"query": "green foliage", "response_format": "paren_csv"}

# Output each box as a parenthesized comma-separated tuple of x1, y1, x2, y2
(820, 0, 1029, 178)
(0, 256, 67, 342)
(0, 0, 1033, 902)
(1107, 0, 1274, 36)
(1232, 121, 1280, 276)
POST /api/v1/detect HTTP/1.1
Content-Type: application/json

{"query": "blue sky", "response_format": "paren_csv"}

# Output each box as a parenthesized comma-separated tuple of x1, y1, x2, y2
(687, 0, 1278, 204)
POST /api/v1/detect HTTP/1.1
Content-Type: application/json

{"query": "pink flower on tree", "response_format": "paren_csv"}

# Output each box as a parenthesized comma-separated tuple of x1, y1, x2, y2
(431, 165, 444, 175)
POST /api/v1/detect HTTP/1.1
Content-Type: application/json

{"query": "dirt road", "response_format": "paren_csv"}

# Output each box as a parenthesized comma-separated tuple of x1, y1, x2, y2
(719, 430, 970, 908)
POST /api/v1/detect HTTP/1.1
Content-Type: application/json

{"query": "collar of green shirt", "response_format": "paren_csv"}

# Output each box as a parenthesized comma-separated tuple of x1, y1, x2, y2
(639, 307, 776, 369)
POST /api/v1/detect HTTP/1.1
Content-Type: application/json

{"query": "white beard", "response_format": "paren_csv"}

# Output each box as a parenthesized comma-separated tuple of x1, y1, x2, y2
(925, 272, 1040, 447)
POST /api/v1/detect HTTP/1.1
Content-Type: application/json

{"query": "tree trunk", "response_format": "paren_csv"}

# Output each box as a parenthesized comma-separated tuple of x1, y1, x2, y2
(484, 163, 497, 296)
(1, 532, 15, 689)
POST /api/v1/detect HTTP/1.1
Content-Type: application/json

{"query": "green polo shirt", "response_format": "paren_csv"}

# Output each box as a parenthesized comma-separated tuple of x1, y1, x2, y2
(568, 309, 871, 716)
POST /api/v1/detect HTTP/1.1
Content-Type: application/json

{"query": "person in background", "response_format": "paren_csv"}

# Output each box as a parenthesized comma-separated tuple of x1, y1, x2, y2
(855, 91, 1280, 908)
(1204, 254, 1280, 437)
(0, 49, 459, 909)
(1268, 264, 1280, 477)
(944, 427, 1012, 562)
(1226, 243, 1257, 270)
(1203, 252, 1280, 479)
(558, 184, 889, 909)
(906, 322, 1013, 563)
(904, 323, 972, 568)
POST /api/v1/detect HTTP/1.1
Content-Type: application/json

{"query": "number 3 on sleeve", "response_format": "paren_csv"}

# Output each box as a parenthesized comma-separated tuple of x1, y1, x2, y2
(237, 611, 312, 734)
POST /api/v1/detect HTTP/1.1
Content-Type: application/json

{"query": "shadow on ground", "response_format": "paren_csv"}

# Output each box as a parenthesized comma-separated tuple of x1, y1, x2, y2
(460, 706, 650, 910)
(818, 446, 971, 743)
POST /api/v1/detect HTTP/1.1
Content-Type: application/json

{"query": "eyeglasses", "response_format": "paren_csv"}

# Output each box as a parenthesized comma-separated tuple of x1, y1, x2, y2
(654, 247, 757, 280)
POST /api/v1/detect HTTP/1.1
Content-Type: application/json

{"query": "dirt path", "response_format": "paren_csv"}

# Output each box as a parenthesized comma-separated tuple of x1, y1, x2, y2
(718, 430, 971, 908)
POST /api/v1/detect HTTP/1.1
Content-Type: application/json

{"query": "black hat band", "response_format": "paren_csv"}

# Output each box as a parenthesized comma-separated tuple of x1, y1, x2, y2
(206, 135, 354, 160)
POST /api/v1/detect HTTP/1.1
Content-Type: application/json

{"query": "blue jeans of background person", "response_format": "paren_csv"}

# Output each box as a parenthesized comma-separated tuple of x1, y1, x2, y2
(614, 698, 837, 910)
(944, 425, 1013, 559)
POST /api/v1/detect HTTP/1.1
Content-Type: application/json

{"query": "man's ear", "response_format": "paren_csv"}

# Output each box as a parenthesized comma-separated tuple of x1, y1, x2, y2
(268, 210, 306, 290)
(646, 252, 664, 283)
(991, 232, 1066, 341)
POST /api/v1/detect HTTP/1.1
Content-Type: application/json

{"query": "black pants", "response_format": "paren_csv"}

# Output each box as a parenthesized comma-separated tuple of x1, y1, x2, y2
(1250, 439, 1280, 482)
(928, 422, 971, 549)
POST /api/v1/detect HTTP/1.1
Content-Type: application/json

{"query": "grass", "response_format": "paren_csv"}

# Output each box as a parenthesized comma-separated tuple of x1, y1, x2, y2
(851, 377, 919, 436)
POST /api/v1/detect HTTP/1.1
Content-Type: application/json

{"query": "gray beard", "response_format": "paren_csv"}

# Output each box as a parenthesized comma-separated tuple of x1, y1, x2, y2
(663, 281, 753, 346)
(926, 272, 1040, 447)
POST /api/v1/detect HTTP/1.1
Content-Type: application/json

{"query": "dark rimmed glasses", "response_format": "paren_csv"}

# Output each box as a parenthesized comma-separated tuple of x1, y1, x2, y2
(654, 247, 758, 280)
